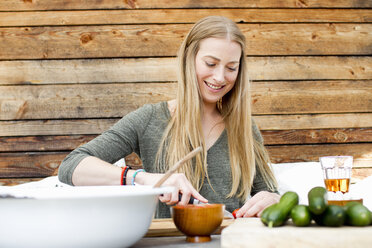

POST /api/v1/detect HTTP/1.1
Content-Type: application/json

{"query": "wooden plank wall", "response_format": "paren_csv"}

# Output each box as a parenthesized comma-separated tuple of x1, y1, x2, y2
(0, 0, 371, 185)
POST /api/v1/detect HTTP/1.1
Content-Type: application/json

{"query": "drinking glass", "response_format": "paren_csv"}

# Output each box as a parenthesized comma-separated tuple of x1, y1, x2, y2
(319, 156, 353, 194)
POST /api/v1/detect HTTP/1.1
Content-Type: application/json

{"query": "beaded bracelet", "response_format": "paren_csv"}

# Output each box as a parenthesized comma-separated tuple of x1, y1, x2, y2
(123, 166, 132, 185)
(131, 169, 145, 186)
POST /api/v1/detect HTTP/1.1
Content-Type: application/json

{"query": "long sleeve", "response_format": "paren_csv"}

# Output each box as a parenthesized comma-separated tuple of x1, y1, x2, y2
(58, 104, 154, 185)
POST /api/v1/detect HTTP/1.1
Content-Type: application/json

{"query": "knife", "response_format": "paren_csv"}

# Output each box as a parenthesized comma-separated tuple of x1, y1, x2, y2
(179, 194, 234, 219)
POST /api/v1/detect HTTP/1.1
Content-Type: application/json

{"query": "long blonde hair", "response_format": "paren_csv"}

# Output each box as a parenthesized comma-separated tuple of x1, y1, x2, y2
(156, 16, 277, 200)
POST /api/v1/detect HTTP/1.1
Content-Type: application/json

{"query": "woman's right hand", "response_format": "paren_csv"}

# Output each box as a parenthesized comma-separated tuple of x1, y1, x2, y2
(136, 172, 208, 205)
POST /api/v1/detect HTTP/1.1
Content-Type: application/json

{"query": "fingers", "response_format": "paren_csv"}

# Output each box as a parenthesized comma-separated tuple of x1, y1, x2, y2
(235, 191, 280, 218)
(169, 189, 181, 205)
(177, 189, 208, 205)
(242, 201, 266, 217)
(179, 191, 192, 205)
(158, 190, 181, 205)
(158, 193, 171, 203)
(189, 189, 208, 204)
(177, 184, 209, 205)
(158, 173, 207, 206)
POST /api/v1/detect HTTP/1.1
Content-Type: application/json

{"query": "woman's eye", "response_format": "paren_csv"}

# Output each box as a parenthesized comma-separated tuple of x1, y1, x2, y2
(206, 62, 215, 67)
(227, 67, 237, 72)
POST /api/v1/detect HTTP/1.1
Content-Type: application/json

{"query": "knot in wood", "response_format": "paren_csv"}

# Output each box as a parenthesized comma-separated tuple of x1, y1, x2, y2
(334, 131, 348, 142)
(125, 0, 139, 9)
(80, 33, 93, 44)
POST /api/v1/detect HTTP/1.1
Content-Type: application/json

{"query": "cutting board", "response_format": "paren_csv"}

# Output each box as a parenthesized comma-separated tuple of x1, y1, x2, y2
(221, 218, 372, 248)
(145, 218, 235, 237)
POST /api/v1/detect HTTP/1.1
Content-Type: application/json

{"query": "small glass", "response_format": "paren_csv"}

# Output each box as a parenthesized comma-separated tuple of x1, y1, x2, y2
(320, 156, 353, 194)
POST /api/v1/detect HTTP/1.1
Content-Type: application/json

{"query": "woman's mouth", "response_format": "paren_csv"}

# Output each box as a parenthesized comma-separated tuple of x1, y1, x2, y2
(205, 81, 224, 90)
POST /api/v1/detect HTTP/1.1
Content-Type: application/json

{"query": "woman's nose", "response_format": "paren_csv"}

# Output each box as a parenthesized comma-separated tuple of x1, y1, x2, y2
(213, 66, 225, 83)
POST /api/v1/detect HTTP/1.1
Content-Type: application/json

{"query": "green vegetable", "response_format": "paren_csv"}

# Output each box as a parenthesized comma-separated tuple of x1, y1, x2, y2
(260, 203, 278, 226)
(290, 205, 312, 227)
(317, 205, 346, 227)
(262, 191, 299, 228)
(343, 201, 360, 212)
(308, 187, 327, 215)
(345, 203, 372, 226)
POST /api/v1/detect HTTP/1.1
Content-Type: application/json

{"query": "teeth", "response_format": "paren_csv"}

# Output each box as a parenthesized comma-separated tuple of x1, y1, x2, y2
(206, 82, 223, 90)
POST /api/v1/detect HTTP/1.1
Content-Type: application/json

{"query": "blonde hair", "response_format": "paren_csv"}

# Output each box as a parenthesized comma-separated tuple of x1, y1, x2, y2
(156, 16, 277, 200)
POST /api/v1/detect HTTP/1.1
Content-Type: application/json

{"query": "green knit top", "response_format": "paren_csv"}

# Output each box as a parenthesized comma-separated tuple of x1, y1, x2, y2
(58, 101, 276, 218)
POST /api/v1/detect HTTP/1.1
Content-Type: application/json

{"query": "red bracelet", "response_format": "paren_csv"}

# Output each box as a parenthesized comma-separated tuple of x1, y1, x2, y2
(123, 166, 132, 185)
(120, 166, 128, 185)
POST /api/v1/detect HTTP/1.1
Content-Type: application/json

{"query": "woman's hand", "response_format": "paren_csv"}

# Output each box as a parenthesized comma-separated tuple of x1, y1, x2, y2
(158, 173, 208, 205)
(136, 172, 208, 206)
(234, 191, 280, 218)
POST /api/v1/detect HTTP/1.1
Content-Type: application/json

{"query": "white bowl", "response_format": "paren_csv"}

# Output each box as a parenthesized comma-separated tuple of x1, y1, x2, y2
(0, 185, 173, 248)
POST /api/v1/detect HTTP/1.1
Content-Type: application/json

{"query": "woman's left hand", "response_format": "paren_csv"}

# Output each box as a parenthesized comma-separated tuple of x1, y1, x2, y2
(234, 191, 280, 218)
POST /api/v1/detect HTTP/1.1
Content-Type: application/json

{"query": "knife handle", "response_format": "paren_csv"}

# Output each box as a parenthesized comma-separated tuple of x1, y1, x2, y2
(178, 193, 199, 204)
(160, 193, 197, 204)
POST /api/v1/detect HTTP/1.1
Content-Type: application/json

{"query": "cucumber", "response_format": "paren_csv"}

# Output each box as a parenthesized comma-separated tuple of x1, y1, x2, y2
(260, 203, 278, 226)
(345, 203, 372, 226)
(308, 186, 327, 215)
(279, 191, 299, 222)
(290, 205, 312, 227)
(265, 204, 288, 227)
(317, 205, 346, 227)
(264, 191, 299, 228)
(280, 191, 299, 207)
(343, 201, 360, 212)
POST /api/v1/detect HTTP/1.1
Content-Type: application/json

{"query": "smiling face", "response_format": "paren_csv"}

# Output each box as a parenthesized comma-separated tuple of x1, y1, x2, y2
(195, 37, 241, 108)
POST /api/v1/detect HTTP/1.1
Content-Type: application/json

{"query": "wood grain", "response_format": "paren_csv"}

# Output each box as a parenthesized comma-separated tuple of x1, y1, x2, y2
(255, 113, 372, 131)
(0, 178, 44, 186)
(146, 218, 185, 237)
(1, 57, 371, 85)
(352, 168, 372, 182)
(1, 128, 371, 152)
(1, 9, 371, 27)
(0, 119, 117, 137)
(0, 83, 176, 120)
(1, 113, 372, 137)
(1, 81, 370, 120)
(261, 128, 372, 145)
(0, 152, 66, 178)
(0, 0, 370, 10)
(249, 56, 372, 81)
(251, 80, 372, 115)
(0, 24, 371, 59)
(0, 135, 97, 152)
(0, 1, 371, 185)
(221, 218, 372, 248)
(0, 144, 370, 178)
(267, 143, 372, 167)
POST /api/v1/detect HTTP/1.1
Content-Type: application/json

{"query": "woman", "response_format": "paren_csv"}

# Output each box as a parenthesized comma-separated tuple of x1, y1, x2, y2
(58, 16, 279, 218)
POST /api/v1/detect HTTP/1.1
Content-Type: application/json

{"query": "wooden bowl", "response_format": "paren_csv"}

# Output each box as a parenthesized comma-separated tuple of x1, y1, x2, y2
(171, 204, 224, 243)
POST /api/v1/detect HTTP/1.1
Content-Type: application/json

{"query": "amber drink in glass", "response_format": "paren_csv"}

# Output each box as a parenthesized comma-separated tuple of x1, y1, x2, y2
(320, 156, 353, 197)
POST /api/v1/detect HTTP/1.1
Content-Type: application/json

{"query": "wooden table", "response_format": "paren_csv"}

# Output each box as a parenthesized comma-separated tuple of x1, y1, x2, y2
(135, 217, 372, 248)
(132, 235, 221, 248)
(132, 218, 234, 248)
(221, 217, 372, 248)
